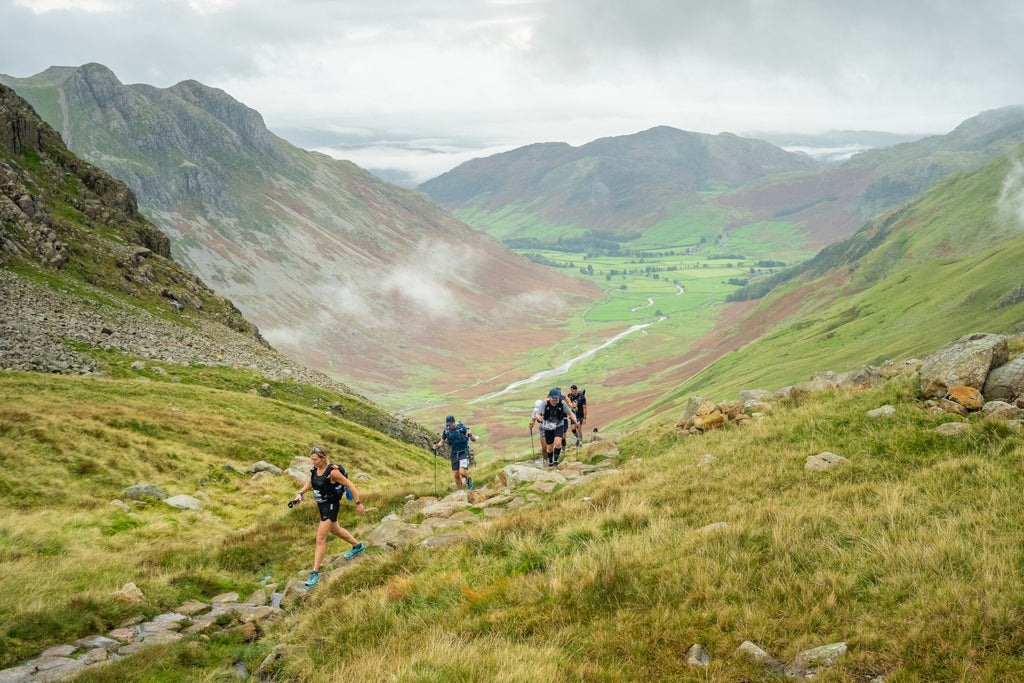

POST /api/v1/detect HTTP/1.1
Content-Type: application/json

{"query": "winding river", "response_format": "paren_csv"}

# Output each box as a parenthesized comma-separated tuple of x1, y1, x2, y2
(470, 316, 667, 403)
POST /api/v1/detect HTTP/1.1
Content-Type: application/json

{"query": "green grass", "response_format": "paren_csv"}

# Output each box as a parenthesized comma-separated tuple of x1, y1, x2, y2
(98, 374, 1023, 682)
(0, 368, 435, 668)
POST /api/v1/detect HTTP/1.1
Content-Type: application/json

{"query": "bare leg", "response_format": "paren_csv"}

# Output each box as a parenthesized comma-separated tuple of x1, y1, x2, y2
(314, 520, 358, 571)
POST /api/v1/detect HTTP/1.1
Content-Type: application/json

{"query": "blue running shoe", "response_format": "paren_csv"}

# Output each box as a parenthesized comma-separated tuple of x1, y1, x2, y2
(344, 542, 365, 560)
(305, 571, 319, 587)
(465, 476, 473, 490)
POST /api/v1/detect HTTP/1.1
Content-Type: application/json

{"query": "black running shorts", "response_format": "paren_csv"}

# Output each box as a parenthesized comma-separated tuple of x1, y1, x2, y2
(543, 423, 567, 444)
(317, 499, 339, 522)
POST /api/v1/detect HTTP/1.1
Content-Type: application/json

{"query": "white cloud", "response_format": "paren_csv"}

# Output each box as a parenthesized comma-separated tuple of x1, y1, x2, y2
(4, 0, 1024, 181)
(313, 141, 518, 186)
(998, 160, 1024, 227)
(381, 267, 456, 317)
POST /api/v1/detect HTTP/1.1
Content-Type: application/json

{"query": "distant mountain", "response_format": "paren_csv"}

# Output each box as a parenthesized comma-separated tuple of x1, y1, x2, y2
(719, 106, 1024, 247)
(419, 110, 1024, 252)
(419, 126, 827, 239)
(625, 139, 1024, 425)
(1, 65, 599, 398)
(0, 81, 440, 447)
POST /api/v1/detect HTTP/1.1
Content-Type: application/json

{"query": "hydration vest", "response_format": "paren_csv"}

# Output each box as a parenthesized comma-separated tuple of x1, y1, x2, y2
(444, 422, 470, 452)
(310, 463, 349, 504)
(542, 400, 568, 430)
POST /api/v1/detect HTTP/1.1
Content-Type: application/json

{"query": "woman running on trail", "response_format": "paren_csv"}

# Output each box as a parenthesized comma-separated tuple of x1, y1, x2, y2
(291, 445, 366, 586)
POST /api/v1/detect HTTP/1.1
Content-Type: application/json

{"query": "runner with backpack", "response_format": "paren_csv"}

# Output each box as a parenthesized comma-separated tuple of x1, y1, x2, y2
(434, 415, 477, 490)
(539, 388, 578, 467)
(528, 398, 546, 464)
(290, 445, 366, 587)
(568, 385, 587, 446)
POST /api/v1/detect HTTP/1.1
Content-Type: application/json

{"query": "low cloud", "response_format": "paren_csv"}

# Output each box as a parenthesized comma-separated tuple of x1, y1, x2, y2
(511, 289, 566, 313)
(260, 324, 313, 350)
(311, 140, 518, 187)
(997, 160, 1024, 227)
(381, 267, 456, 317)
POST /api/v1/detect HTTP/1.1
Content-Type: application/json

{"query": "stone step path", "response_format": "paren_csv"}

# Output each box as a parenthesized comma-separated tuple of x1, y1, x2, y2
(0, 590, 282, 682)
(0, 444, 619, 682)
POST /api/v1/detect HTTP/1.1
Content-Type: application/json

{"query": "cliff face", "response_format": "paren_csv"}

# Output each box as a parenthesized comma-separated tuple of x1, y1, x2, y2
(0, 82, 258, 337)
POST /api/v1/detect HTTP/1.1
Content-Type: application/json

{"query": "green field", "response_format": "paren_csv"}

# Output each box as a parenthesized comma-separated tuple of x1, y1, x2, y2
(404, 243, 796, 461)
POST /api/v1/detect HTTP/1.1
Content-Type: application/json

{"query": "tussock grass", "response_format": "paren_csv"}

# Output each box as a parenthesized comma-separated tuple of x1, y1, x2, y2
(0, 368, 432, 669)
(252, 376, 1024, 681)
(7, 367, 1024, 680)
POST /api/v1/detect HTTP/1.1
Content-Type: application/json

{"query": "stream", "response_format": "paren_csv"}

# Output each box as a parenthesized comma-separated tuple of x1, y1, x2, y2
(470, 316, 667, 403)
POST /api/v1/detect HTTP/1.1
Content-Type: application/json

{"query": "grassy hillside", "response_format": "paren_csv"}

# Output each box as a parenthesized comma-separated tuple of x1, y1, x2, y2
(423, 108, 1024, 259)
(618, 149, 1024, 430)
(0, 365, 436, 669)
(42, 366, 1024, 681)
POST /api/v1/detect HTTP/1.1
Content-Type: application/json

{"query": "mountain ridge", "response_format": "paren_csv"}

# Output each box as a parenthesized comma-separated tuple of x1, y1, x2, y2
(1, 65, 602, 399)
(420, 125, 828, 237)
(1, 81, 436, 448)
(419, 107, 1024, 252)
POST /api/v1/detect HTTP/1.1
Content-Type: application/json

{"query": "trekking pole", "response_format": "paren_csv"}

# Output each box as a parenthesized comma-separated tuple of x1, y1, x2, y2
(529, 424, 535, 460)
(432, 444, 438, 497)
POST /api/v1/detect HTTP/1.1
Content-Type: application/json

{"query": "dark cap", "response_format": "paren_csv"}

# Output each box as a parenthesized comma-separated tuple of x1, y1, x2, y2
(570, 385, 578, 390)
(548, 388, 561, 398)
(446, 415, 455, 424)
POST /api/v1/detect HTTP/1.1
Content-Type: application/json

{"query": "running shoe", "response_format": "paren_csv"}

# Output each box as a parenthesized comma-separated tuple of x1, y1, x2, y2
(344, 542, 365, 560)
(465, 476, 474, 490)
(305, 571, 319, 587)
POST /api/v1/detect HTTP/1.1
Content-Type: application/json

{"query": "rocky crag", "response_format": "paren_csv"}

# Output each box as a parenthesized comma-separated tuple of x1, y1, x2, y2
(0, 83, 432, 449)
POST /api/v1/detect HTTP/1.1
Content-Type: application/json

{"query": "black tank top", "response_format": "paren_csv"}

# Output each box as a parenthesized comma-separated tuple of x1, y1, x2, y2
(310, 464, 343, 503)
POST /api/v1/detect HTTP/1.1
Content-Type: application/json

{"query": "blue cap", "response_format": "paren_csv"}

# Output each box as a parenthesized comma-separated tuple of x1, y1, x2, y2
(446, 415, 455, 424)
(548, 388, 561, 398)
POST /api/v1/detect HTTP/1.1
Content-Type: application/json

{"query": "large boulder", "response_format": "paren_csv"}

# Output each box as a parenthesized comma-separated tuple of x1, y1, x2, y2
(123, 484, 167, 501)
(983, 355, 1024, 402)
(784, 642, 848, 680)
(402, 496, 439, 519)
(247, 461, 282, 476)
(789, 376, 838, 400)
(836, 364, 885, 390)
(805, 452, 849, 471)
(163, 494, 202, 510)
(738, 389, 774, 406)
(945, 385, 985, 410)
(365, 519, 432, 549)
(419, 500, 470, 519)
(919, 333, 1009, 398)
(496, 464, 567, 490)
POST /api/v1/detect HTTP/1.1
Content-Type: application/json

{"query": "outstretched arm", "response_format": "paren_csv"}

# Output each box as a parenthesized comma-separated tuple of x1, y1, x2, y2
(292, 480, 312, 505)
(332, 470, 365, 515)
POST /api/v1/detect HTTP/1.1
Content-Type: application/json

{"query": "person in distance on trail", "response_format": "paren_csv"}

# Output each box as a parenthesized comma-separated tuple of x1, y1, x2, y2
(557, 386, 573, 442)
(568, 385, 587, 446)
(290, 445, 366, 587)
(539, 388, 578, 467)
(434, 415, 477, 490)
(529, 398, 547, 464)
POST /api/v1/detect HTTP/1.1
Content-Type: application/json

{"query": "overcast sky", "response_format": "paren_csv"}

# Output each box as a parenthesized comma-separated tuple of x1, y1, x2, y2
(3, 0, 1024, 185)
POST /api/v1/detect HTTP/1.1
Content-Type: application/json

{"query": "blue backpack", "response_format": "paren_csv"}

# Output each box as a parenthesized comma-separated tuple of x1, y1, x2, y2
(445, 422, 470, 452)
